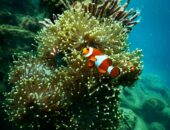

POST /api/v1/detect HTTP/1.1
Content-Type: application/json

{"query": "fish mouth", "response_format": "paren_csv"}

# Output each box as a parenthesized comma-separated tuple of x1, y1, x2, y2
(82, 48, 88, 55)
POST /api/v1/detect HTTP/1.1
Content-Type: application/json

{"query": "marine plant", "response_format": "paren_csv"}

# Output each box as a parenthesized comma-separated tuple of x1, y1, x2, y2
(3, 0, 143, 129)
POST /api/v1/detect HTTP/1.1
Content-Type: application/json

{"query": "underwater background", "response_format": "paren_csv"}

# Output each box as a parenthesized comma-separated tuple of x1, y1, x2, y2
(129, 0, 170, 83)
(0, 0, 170, 130)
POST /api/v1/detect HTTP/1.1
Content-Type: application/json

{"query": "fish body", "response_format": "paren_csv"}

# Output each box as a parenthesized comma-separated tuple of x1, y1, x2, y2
(83, 47, 120, 77)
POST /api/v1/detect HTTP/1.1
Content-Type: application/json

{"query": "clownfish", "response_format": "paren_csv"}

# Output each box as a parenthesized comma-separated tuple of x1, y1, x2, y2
(82, 47, 121, 78)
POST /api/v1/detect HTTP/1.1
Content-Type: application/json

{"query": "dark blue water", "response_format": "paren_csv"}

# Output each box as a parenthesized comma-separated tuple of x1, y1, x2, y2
(129, 0, 170, 85)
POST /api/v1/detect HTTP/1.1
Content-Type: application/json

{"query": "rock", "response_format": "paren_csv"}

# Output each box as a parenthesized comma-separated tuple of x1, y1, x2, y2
(161, 107, 170, 119)
(160, 107, 170, 129)
(142, 98, 165, 122)
(141, 75, 168, 97)
(143, 98, 165, 112)
(119, 108, 137, 130)
(149, 122, 165, 130)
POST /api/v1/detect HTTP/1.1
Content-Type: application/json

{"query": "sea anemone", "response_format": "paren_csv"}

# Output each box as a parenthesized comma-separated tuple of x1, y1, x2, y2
(3, 53, 70, 129)
(3, 0, 143, 129)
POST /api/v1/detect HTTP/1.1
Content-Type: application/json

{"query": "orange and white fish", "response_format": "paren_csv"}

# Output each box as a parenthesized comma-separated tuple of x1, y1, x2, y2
(82, 47, 121, 78)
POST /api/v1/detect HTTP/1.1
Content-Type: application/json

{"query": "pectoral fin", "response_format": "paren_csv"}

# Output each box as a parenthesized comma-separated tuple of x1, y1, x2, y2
(88, 60, 95, 68)
(89, 56, 97, 62)
(98, 67, 107, 74)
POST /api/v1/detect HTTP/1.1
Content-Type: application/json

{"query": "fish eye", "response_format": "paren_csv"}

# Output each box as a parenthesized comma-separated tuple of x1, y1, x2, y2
(87, 48, 89, 50)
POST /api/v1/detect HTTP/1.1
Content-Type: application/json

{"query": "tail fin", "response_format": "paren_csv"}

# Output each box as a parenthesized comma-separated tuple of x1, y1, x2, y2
(108, 66, 120, 77)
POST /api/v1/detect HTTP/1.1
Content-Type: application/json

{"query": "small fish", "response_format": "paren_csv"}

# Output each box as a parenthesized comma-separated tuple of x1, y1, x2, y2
(82, 47, 121, 77)
(50, 46, 58, 56)
(127, 61, 135, 72)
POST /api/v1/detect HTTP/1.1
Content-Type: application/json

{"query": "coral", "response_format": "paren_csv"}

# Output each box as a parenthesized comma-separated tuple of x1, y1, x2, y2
(3, 0, 143, 130)
(73, 0, 139, 31)
(0, 25, 36, 88)
(21, 16, 41, 32)
(0, 0, 38, 15)
(0, 1, 51, 129)
(0, 0, 43, 103)
(0, 11, 18, 25)
(0, 25, 35, 42)
(40, 0, 61, 15)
